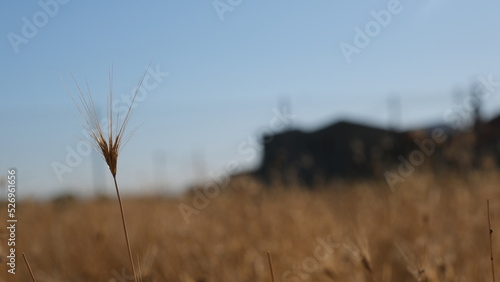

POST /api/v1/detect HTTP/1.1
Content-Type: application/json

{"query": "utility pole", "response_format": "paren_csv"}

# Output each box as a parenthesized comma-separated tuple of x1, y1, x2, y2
(278, 95, 292, 130)
(387, 95, 401, 132)
(191, 148, 207, 184)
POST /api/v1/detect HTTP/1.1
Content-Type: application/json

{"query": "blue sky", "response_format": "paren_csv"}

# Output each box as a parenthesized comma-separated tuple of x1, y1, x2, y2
(2, 0, 500, 198)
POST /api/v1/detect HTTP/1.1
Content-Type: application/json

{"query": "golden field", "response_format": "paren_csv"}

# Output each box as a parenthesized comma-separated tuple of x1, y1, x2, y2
(1, 171, 500, 282)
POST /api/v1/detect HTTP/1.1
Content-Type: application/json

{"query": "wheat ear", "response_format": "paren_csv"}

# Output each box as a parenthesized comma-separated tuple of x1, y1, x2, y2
(68, 68, 148, 282)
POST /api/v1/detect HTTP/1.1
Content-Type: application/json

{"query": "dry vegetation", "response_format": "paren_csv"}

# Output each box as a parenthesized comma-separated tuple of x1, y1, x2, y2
(2, 170, 500, 281)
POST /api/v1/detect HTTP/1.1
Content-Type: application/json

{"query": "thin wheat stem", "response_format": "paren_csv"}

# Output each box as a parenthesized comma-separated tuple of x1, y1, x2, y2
(22, 252, 37, 282)
(136, 254, 143, 282)
(113, 175, 137, 282)
(267, 251, 275, 282)
(488, 199, 496, 282)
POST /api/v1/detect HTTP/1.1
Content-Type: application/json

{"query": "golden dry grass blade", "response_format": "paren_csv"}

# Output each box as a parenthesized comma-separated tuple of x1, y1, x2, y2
(22, 253, 37, 282)
(267, 251, 275, 282)
(488, 199, 496, 282)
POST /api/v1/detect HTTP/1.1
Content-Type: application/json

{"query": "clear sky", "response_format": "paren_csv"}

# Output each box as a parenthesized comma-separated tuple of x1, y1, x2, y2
(2, 0, 500, 198)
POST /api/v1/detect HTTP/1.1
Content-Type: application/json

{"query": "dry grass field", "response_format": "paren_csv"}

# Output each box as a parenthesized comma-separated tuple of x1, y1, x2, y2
(2, 170, 500, 281)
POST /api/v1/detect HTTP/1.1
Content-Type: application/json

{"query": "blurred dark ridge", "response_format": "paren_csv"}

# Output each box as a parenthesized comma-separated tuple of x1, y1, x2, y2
(249, 101, 500, 188)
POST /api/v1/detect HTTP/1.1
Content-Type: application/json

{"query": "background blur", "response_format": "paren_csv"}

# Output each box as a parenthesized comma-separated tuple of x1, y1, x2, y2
(2, 0, 500, 198)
